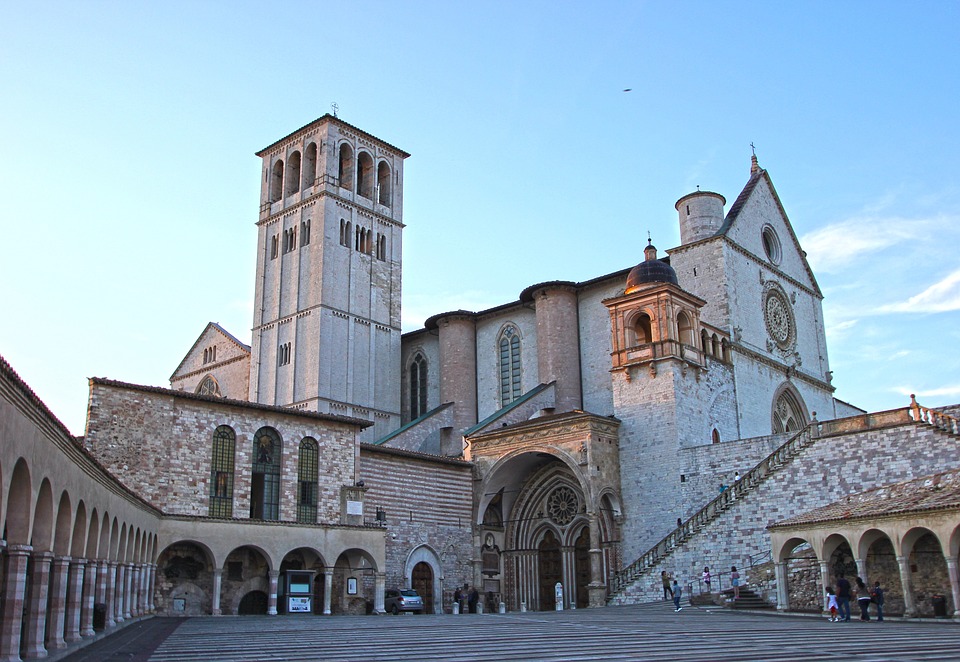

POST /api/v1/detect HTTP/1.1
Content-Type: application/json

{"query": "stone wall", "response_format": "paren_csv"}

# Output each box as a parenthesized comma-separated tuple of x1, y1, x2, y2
(359, 444, 473, 611)
(611, 418, 960, 606)
(85, 380, 360, 522)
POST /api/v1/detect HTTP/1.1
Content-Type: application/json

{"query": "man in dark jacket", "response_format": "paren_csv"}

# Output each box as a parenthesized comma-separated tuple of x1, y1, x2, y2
(836, 575, 852, 622)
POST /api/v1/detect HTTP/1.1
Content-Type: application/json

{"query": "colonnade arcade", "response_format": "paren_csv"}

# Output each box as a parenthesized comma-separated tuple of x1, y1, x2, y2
(770, 511, 960, 619)
(155, 531, 384, 617)
(1, 456, 160, 662)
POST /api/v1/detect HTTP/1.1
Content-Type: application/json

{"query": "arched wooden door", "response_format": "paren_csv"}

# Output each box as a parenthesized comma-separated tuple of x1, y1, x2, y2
(412, 561, 433, 614)
(538, 531, 562, 611)
(574, 527, 590, 608)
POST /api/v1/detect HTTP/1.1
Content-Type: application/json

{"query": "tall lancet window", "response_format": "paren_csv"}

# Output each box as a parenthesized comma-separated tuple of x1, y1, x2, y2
(499, 325, 522, 407)
(251, 427, 282, 520)
(297, 438, 318, 524)
(209, 425, 235, 518)
(410, 353, 428, 420)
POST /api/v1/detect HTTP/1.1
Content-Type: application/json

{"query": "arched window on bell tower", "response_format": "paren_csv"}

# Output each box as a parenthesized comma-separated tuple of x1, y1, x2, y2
(302, 142, 317, 190)
(357, 151, 374, 199)
(677, 311, 694, 347)
(269, 160, 284, 202)
(338, 143, 354, 191)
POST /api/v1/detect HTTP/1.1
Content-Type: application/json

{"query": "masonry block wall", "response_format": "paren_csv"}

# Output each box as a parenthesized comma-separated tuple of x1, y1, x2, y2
(610, 419, 960, 605)
(474, 307, 538, 421)
(359, 445, 473, 606)
(84, 380, 360, 523)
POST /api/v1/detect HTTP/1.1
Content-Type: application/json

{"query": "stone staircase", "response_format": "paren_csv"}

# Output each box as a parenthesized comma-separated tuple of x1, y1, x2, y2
(609, 423, 818, 599)
(723, 587, 774, 610)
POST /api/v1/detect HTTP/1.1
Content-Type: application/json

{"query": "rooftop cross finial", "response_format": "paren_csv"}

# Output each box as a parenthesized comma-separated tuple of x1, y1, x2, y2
(647, 230, 652, 245)
(750, 141, 756, 156)
(331, 102, 339, 118)
(750, 142, 760, 174)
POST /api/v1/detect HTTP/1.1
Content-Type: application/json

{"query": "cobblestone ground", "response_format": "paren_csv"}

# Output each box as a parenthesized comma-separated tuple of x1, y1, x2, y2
(59, 602, 960, 662)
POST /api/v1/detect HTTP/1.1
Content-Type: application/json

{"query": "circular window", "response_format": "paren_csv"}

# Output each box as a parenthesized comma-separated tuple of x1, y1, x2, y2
(761, 225, 782, 265)
(763, 283, 796, 350)
(547, 486, 579, 526)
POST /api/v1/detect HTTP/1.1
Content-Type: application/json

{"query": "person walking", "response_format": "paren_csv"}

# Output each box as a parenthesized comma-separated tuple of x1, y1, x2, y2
(661, 570, 673, 600)
(702, 567, 712, 594)
(855, 577, 871, 621)
(672, 579, 683, 612)
(730, 566, 740, 600)
(826, 586, 840, 622)
(871, 581, 885, 621)
(836, 574, 852, 622)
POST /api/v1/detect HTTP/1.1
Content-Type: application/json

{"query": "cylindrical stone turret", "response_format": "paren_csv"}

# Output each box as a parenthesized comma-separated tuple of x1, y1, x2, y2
(434, 312, 478, 433)
(525, 283, 582, 412)
(675, 191, 726, 245)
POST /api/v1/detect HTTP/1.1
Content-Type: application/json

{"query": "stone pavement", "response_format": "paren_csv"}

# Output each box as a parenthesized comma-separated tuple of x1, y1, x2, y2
(59, 602, 960, 662)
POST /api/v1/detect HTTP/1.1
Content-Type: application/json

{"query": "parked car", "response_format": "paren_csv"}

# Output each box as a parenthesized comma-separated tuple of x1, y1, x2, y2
(384, 588, 423, 614)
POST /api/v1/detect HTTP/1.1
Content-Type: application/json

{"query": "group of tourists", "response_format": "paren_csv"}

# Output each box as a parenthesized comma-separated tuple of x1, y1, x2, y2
(825, 574, 885, 622)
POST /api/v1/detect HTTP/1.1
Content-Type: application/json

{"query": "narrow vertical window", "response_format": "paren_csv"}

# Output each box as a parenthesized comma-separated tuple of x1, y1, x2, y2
(301, 220, 311, 247)
(499, 326, 522, 407)
(209, 426, 235, 518)
(377, 161, 391, 206)
(285, 151, 301, 196)
(297, 438, 319, 523)
(409, 353, 428, 420)
(251, 427, 282, 520)
(357, 152, 374, 199)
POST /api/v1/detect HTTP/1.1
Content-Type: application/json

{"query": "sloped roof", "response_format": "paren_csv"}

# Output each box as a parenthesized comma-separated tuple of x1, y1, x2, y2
(170, 322, 251, 381)
(770, 469, 960, 529)
(92, 377, 372, 429)
(715, 168, 822, 298)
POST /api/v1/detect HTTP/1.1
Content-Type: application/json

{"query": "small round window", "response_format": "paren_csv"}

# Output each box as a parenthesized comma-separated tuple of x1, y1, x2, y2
(762, 225, 782, 265)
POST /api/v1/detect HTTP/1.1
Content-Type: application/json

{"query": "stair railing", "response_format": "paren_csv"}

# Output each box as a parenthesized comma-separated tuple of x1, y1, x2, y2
(610, 422, 817, 594)
(909, 394, 960, 435)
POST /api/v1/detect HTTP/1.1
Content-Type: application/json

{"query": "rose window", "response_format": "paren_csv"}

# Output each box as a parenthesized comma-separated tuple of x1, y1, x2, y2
(547, 486, 578, 526)
(763, 284, 796, 350)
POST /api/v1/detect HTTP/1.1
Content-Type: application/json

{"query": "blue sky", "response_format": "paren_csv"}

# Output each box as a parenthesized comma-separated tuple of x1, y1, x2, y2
(2, 1, 958, 435)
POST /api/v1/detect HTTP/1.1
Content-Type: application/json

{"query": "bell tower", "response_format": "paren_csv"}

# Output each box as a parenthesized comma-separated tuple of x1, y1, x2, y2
(249, 115, 409, 441)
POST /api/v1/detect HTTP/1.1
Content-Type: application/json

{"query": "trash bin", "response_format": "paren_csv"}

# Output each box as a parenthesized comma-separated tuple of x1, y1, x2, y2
(93, 603, 107, 631)
(932, 594, 947, 618)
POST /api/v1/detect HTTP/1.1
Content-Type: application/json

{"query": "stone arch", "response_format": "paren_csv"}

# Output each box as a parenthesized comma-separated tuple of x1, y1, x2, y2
(269, 159, 284, 202)
(302, 142, 317, 190)
(404, 544, 442, 613)
(356, 151, 374, 199)
(772, 383, 808, 433)
(97, 512, 110, 560)
(118, 522, 128, 563)
(337, 143, 354, 191)
(285, 150, 301, 196)
(775, 536, 819, 612)
(53, 490, 73, 556)
(157, 540, 217, 616)
(6, 457, 32, 544)
(623, 307, 655, 346)
(901, 526, 950, 616)
(85, 509, 100, 558)
(476, 447, 589, 529)
(331, 548, 378, 615)
(109, 516, 120, 560)
(676, 310, 695, 346)
(70, 501, 87, 558)
(377, 160, 391, 206)
(133, 528, 142, 564)
(31, 477, 54, 551)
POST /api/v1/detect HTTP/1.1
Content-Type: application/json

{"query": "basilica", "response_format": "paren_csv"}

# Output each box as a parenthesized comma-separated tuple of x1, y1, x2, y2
(2, 114, 958, 661)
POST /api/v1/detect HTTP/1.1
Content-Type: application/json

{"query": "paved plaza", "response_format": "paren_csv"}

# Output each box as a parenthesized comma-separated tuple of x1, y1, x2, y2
(59, 602, 960, 662)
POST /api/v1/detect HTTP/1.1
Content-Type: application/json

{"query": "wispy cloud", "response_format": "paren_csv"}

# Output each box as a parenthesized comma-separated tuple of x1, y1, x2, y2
(878, 269, 960, 314)
(801, 215, 923, 273)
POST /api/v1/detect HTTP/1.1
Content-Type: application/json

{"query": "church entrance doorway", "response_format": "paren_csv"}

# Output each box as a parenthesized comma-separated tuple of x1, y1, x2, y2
(574, 526, 590, 609)
(538, 531, 562, 610)
(411, 562, 434, 614)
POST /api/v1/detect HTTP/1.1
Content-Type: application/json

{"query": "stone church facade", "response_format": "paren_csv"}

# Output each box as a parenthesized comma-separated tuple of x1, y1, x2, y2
(2, 114, 959, 660)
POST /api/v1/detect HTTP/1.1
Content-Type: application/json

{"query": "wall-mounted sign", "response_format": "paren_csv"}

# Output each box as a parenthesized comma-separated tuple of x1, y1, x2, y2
(347, 577, 358, 595)
(347, 500, 363, 515)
